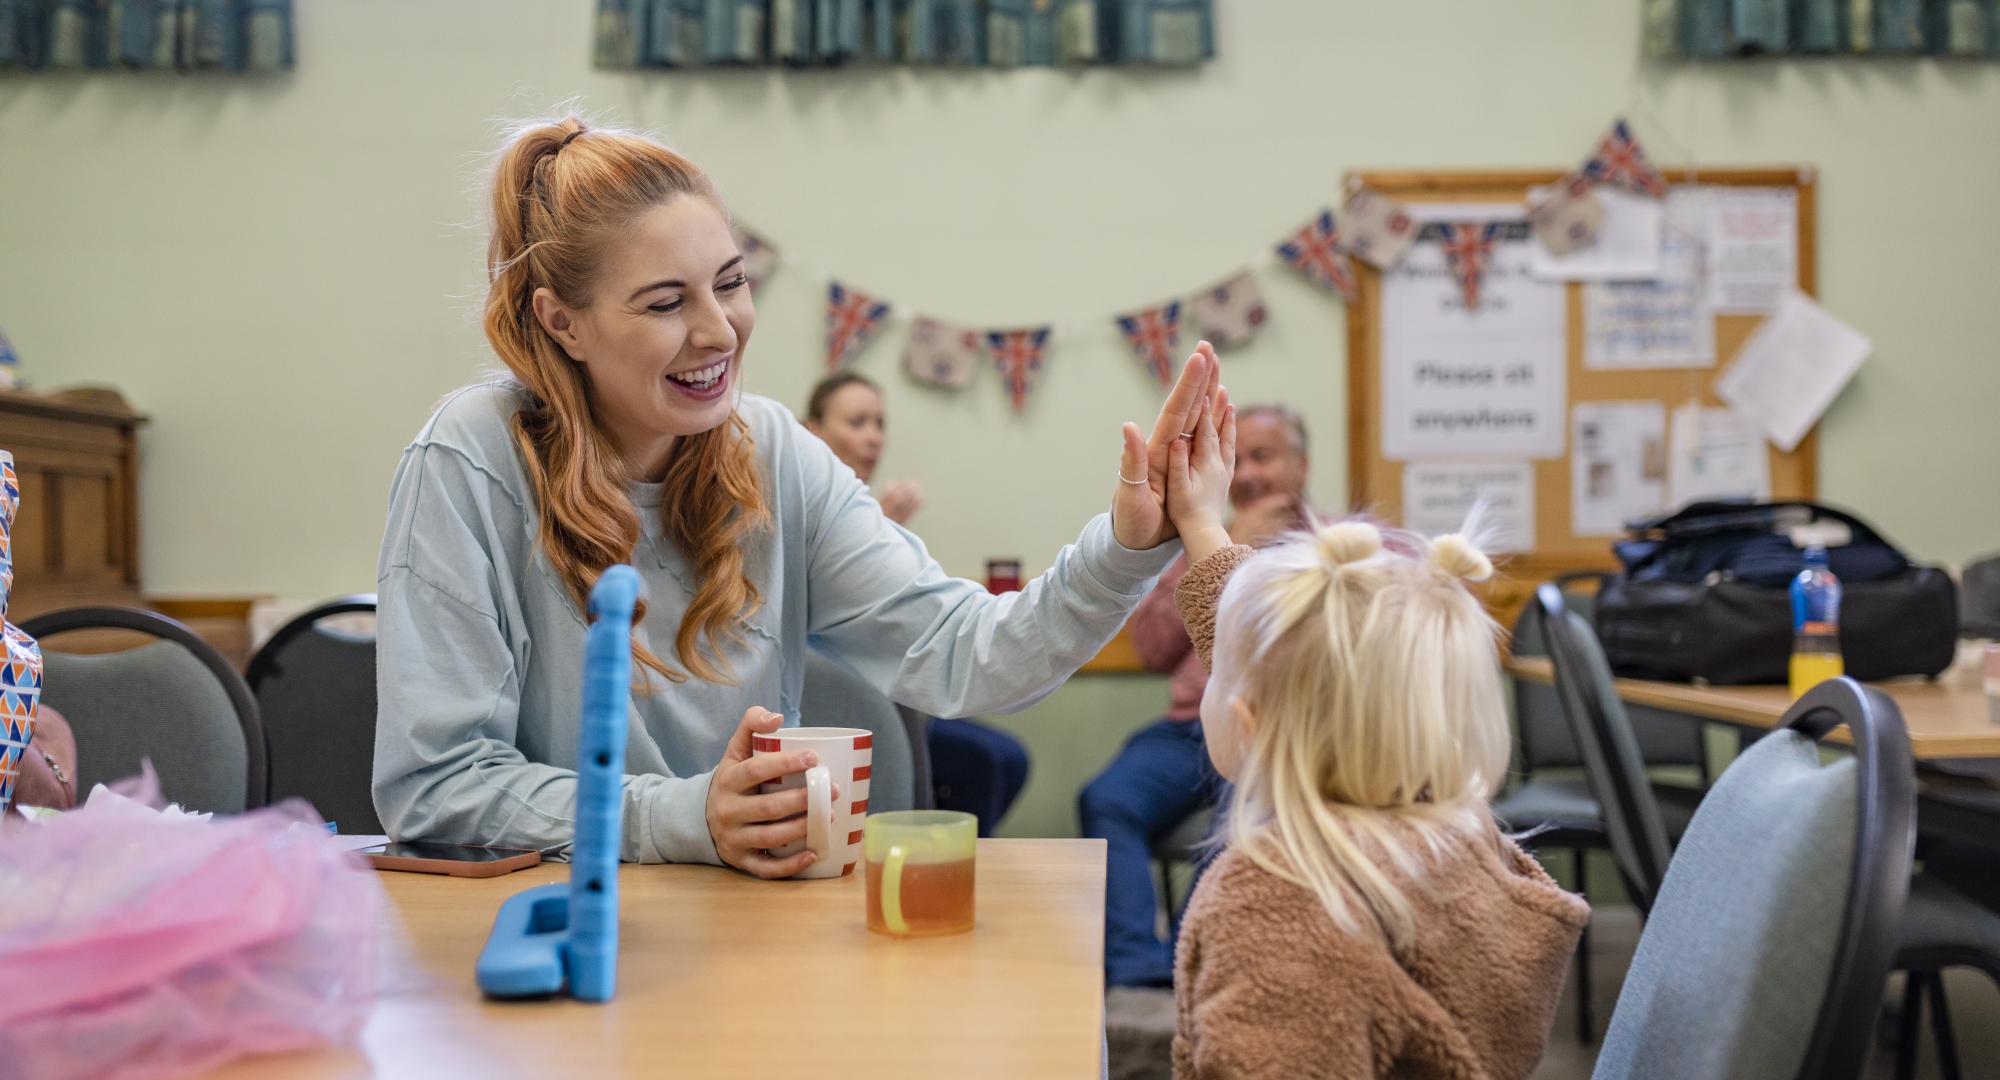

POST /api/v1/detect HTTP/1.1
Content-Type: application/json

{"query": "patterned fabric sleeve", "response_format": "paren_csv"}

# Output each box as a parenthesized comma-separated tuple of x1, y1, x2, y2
(1173, 544, 1254, 672)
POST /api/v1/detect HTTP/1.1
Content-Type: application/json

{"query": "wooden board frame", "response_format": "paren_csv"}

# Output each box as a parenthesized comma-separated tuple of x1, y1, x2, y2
(1343, 168, 1818, 625)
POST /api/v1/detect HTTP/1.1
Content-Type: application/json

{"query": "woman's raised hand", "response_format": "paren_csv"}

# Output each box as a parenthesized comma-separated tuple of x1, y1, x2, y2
(1112, 342, 1224, 551)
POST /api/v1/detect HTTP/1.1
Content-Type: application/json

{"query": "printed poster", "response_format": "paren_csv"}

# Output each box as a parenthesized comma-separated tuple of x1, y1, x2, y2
(1571, 402, 1668, 536)
(1381, 204, 1567, 461)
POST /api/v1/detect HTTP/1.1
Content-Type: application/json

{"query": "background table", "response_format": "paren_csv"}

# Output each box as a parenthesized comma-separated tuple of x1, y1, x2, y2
(1504, 656, 2000, 760)
(208, 838, 1107, 1079)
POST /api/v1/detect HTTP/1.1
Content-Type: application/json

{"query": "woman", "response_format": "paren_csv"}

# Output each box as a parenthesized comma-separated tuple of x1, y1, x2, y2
(801, 372, 921, 525)
(802, 371, 1029, 834)
(372, 116, 1223, 877)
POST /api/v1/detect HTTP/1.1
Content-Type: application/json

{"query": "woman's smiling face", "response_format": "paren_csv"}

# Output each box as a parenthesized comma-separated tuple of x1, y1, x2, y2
(534, 195, 755, 479)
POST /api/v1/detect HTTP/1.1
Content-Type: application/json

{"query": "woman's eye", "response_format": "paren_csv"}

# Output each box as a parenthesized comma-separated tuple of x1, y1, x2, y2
(719, 275, 749, 291)
(649, 300, 683, 314)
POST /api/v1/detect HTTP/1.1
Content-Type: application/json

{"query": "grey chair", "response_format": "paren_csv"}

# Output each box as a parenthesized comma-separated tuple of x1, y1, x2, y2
(801, 648, 929, 814)
(23, 606, 265, 813)
(1592, 677, 1915, 1080)
(1547, 587, 2000, 1080)
(1495, 575, 1707, 1040)
(245, 595, 380, 834)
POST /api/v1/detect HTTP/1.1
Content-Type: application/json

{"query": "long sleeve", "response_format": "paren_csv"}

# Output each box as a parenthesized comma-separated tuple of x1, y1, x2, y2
(371, 441, 718, 864)
(1129, 555, 1193, 673)
(787, 424, 1179, 719)
(1172, 544, 1255, 671)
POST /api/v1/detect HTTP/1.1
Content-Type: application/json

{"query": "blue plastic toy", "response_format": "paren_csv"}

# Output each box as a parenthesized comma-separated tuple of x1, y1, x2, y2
(475, 564, 639, 1002)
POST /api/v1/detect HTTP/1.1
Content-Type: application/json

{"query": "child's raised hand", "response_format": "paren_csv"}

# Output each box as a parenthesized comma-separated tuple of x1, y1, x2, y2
(1168, 380, 1235, 567)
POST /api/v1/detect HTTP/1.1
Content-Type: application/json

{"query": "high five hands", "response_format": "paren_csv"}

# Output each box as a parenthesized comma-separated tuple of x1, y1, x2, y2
(1113, 341, 1237, 562)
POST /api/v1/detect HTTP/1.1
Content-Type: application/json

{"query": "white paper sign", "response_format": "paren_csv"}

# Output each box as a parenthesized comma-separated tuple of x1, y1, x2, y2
(1707, 187, 1797, 314)
(1668, 402, 1771, 510)
(1571, 402, 1669, 536)
(1715, 288, 1870, 453)
(1584, 187, 1716, 370)
(1402, 462, 1535, 553)
(1381, 204, 1567, 461)
(1529, 186, 1665, 283)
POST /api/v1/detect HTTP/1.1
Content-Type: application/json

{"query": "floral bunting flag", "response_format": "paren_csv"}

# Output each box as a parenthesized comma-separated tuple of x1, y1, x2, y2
(1275, 209, 1357, 301)
(1438, 222, 1501, 309)
(904, 316, 983, 389)
(1115, 301, 1183, 388)
(1525, 174, 1605, 256)
(985, 327, 1052, 412)
(1189, 270, 1268, 351)
(733, 223, 780, 291)
(1337, 187, 1418, 270)
(825, 282, 891, 370)
(1579, 118, 1668, 199)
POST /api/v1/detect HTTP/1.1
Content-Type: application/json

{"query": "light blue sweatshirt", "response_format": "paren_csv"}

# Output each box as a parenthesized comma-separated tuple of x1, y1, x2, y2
(372, 382, 1176, 864)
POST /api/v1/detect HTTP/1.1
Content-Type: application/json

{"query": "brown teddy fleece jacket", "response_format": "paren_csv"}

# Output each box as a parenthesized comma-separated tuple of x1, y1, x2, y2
(1169, 545, 1590, 1080)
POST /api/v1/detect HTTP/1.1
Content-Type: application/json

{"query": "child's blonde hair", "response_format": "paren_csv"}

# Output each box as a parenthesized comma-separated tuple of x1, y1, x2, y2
(1210, 517, 1511, 950)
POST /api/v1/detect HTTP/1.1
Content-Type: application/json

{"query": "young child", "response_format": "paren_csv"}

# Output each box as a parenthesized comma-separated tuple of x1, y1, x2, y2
(1161, 391, 1588, 1079)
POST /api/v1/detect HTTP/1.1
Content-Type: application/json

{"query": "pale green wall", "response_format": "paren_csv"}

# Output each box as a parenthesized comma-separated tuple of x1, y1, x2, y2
(3, 2, 1997, 606)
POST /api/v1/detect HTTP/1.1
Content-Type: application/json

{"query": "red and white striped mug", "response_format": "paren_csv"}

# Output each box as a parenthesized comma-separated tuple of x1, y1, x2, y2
(753, 726, 873, 880)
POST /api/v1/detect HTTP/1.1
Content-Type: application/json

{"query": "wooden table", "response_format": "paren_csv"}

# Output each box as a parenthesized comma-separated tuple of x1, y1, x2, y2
(1505, 656, 2000, 760)
(208, 839, 1107, 1079)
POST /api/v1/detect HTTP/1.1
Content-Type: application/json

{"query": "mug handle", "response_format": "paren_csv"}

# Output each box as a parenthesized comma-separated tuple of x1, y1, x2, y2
(803, 764, 833, 869)
(879, 843, 910, 935)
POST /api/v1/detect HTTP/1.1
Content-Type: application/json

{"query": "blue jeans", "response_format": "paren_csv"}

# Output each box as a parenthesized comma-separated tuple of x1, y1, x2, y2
(928, 717, 1030, 837)
(1078, 717, 1227, 987)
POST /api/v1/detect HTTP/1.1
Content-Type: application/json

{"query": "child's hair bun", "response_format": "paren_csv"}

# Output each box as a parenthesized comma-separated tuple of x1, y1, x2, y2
(1431, 533, 1494, 583)
(1317, 521, 1383, 568)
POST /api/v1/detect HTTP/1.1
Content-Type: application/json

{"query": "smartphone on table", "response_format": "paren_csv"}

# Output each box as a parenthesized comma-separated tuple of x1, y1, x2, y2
(361, 840, 542, 878)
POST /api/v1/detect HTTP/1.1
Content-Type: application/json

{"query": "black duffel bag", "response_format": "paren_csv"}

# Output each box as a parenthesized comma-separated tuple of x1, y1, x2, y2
(1593, 500, 1959, 685)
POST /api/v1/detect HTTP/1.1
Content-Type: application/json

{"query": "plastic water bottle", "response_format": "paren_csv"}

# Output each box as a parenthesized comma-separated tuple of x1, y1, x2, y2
(1789, 544, 1844, 698)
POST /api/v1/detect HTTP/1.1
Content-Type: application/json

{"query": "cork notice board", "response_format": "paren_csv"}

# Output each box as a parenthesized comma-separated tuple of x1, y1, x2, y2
(1344, 168, 1818, 623)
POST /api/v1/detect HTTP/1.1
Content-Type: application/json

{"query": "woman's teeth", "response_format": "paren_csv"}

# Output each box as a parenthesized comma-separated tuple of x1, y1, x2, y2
(668, 360, 727, 389)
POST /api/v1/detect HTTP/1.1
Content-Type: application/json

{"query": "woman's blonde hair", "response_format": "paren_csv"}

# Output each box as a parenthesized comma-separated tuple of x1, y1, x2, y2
(1211, 517, 1511, 950)
(483, 115, 769, 684)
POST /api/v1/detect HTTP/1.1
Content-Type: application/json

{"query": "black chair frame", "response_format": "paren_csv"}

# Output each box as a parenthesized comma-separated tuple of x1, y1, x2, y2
(244, 594, 377, 690)
(21, 605, 269, 808)
(1538, 584, 1676, 914)
(1785, 678, 1915, 1080)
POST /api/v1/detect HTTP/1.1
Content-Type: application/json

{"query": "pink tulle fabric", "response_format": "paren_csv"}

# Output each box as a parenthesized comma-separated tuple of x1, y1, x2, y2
(0, 769, 386, 1079)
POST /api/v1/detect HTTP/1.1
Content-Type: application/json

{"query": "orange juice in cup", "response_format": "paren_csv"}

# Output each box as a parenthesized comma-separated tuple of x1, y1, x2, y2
(865, 811, 976, 937)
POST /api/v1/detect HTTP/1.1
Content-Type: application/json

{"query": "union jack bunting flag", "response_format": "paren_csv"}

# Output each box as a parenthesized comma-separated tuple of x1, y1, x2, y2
(1580, 118, 1667, 199)
(904, 315, 983, 389)
(1115, 301, 1182, 388)
(985, 327, 1052, 413)
(1275, 210, 1357, 302)
(732, 223, 779, 292)
(825, 282, 891, 371)
(1189, 270, 1268, 351)
(1438, 222, 1502, 309)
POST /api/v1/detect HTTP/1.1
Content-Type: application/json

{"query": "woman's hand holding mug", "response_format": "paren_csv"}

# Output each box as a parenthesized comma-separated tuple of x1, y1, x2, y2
(706, 707, 836, 879)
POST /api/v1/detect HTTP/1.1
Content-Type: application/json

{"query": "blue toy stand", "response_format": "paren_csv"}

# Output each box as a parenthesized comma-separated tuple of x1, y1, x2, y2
(475, 564, 639, 1003)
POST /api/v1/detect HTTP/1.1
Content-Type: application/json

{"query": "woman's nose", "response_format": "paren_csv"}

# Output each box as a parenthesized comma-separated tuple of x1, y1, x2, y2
(686, 293, 738, 353)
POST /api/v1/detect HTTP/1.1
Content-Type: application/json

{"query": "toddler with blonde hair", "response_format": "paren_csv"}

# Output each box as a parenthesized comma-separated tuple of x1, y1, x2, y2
(1160, 390, 1588, 1079)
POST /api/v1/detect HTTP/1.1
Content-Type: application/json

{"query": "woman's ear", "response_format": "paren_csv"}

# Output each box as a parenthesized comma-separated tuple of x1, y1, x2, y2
(531, 287, 585, 362)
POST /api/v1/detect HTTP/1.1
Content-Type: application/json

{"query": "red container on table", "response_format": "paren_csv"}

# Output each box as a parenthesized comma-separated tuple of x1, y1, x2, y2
(985, 559, 1022, 594)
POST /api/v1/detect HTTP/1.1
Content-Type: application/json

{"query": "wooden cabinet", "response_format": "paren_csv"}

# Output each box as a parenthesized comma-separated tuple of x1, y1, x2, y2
(0, 387, 148, 622)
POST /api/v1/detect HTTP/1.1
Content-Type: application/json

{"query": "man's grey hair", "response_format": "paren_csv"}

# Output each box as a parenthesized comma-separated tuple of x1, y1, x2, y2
(1237, 404, 1308, 456)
